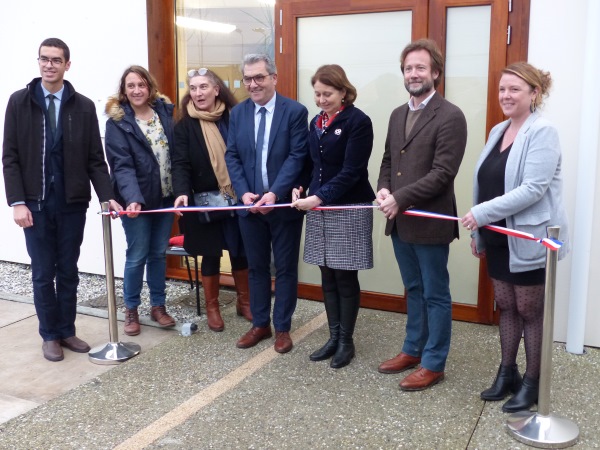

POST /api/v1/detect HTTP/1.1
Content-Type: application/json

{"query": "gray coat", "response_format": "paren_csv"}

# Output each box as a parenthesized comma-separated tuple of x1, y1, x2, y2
(471, 112, 569, 272)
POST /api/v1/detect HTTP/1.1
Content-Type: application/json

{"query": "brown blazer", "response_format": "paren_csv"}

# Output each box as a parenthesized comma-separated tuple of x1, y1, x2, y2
(377, 92, 467, 245)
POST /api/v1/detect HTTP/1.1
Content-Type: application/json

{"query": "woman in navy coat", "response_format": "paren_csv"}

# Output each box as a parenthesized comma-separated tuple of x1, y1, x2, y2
(105, 66, 176, 336)
(292, 64, 375, 368)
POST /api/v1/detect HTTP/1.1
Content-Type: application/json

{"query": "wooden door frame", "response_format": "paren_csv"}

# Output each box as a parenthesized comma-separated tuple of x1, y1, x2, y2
(146, 0, 530, 323)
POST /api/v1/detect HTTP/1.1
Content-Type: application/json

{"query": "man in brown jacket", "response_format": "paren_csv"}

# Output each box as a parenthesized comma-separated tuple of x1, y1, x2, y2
(376, 39, 467, 391)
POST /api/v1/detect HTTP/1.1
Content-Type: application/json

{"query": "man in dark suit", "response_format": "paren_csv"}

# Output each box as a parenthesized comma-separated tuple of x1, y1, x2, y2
(225, 53, 309, 353)
(376, 39, 467, 390)
(2, 38, 122, 362)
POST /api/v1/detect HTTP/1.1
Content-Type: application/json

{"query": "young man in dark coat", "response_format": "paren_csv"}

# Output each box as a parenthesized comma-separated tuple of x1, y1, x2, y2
(2, 37, 122, 362)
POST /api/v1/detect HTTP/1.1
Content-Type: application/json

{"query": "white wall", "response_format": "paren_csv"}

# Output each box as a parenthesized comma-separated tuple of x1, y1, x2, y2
(0, 0, 148, 277)
(529, 0, 600, 347)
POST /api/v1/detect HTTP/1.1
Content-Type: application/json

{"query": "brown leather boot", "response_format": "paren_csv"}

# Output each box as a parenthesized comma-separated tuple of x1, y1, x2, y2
(202, 275, 224, 331)
(150, 305, 176, 327)
(124, 308, 141, 336)
(232, 268, 252, 322)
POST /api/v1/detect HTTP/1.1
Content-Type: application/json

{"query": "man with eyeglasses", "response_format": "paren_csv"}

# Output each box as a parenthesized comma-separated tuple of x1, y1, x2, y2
(225, 53, 309, 354)
(2, 37, 122, 362)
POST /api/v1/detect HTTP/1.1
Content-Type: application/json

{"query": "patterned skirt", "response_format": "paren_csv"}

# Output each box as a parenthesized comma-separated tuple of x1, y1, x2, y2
(303, 204, 373, 270)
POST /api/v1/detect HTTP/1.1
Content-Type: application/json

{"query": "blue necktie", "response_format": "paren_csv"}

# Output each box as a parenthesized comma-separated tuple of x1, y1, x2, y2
(47, 94, 57, 135)
(255, 107, 267, 193)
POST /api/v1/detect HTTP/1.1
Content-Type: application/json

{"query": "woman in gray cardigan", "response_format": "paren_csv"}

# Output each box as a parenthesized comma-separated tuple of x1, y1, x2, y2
(461, 62, 568, 413)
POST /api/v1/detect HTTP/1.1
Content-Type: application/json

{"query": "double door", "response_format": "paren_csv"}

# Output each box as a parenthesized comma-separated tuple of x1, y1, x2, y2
(276, 0, 530, 323)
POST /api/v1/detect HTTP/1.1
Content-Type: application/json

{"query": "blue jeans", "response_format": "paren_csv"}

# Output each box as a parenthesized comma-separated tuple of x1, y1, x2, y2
(391, 233, 452, 372)
(120, 204, 174, 309)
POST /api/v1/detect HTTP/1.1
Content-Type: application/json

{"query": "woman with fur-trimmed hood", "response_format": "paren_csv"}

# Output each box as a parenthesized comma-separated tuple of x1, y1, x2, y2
(104, 65, 176, 337)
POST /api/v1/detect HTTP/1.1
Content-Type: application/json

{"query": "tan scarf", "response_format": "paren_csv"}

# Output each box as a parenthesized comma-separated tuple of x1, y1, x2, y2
(186, 99, 235, 198)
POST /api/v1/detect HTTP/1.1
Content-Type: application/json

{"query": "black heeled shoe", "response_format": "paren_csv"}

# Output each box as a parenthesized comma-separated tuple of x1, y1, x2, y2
(502, 375, 539, 413)
(480, 364, 522, 401)
(330, 339, 355, 369)
(310, 326, 339, 361)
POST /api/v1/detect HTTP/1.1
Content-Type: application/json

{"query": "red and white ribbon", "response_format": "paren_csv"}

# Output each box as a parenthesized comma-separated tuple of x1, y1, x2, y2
(403, 209, 563, 250)
(100, 204, 562, 251)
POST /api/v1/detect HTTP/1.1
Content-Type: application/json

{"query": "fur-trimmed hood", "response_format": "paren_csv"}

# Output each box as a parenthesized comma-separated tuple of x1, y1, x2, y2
(104, 93, 172, 121)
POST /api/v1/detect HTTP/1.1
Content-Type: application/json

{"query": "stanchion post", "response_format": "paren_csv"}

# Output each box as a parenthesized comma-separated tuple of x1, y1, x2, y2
(506, 226, 579, 448)
(103, 202, 119, 343)
(89, 202, 141, 365)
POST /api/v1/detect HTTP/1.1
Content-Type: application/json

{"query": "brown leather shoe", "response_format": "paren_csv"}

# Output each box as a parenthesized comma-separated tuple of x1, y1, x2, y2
(399, 367, 445, 391)
(378, 352, 421, 374)
(42, 340, 64, 362)
(124, 308, 141, 336)
(236, 326, 272, 349)
(60, 336, 91, 353)
(150, 305, 176, 327)
(274, 331, 293, 354)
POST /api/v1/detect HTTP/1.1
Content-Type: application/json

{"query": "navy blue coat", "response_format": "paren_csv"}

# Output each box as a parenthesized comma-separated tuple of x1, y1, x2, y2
(104, 97, 174, 210)
(225, 94, 309, 219)
(307, 105, 375, 205)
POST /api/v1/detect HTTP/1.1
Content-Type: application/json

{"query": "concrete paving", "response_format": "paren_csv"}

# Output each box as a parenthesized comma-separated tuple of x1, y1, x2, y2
(0, 294, 598, 449)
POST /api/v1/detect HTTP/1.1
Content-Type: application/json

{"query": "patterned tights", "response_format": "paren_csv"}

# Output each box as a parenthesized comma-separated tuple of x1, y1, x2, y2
(492, 278, 545, 379)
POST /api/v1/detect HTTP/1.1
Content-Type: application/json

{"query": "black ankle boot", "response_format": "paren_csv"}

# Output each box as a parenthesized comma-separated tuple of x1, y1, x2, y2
(310, 324, 339, 361)
(330, 336, 355, 369)
(502, 375, 539, 413)
(480, 364, 523, 401)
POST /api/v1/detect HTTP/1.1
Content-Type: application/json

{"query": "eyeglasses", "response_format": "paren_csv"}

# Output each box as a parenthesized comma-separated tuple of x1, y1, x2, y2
(242, 74, 271, 86)
(38, 56, 64, 66)
(188, 68, 209, 78)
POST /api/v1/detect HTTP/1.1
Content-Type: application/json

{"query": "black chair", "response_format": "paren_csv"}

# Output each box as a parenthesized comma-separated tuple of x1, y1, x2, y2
(166, 244, 201, 316)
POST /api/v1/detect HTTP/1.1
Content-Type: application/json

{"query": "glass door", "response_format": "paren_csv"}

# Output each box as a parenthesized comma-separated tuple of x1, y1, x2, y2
(278, 0, 517, 322)
(296, 11, 413, 297)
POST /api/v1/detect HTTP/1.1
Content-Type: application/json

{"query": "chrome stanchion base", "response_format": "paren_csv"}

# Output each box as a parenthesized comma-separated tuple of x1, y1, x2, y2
(88, 342, 141, 365)
(507, 411, 579, 448)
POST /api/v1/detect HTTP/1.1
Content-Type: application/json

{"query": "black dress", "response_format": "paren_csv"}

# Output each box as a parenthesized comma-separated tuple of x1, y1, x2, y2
(477, 136, 545, 285)
(171, 113, 245, 258)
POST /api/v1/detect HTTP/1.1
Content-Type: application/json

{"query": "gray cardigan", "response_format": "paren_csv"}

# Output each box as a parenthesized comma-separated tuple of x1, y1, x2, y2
(471, 112, 569, 272)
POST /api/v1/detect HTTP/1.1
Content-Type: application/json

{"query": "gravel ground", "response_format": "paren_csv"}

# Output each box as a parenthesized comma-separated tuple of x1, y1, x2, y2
(0, 260, 236, 325)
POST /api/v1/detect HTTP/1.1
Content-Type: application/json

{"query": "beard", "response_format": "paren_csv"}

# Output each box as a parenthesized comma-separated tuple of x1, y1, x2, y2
(404, 78, 434, 97)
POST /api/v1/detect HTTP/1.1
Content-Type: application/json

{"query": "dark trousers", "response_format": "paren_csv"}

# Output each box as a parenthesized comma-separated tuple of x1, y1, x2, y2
(24, 191, 86, 341)
(238, 212, 303, 331)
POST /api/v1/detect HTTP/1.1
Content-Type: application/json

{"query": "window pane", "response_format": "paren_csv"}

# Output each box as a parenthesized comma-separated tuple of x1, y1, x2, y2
(445, 5, 491, 305)
(297, 11, 412, 294)
(176, 0, 275, 104)
(175, 1, 275, 272)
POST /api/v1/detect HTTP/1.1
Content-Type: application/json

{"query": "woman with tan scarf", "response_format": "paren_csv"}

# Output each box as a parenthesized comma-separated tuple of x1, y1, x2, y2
(172, 69, 250, 331)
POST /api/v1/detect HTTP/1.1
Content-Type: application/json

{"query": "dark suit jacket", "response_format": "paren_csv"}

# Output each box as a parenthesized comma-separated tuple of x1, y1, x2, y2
(307, 105, 375, 205)
(225, 93, 309, 219)
(377, 92, 467, 244)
